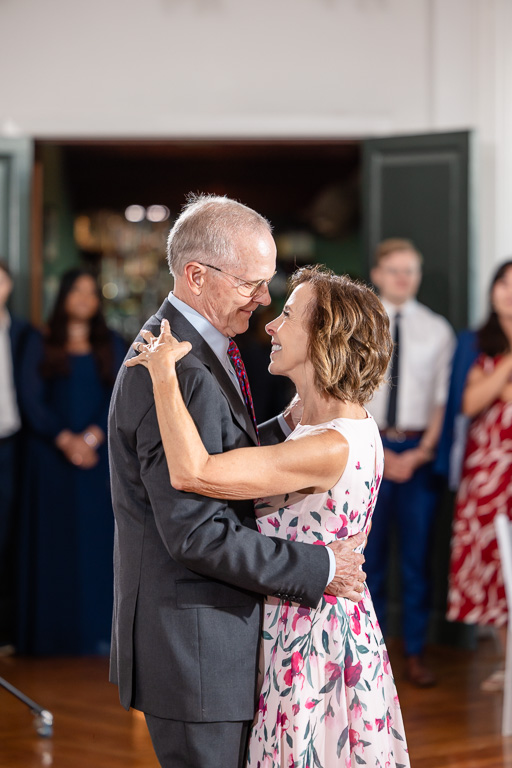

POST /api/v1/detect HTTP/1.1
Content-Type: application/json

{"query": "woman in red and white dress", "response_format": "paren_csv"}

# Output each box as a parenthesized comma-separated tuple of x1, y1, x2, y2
(447, 260, 512, 690)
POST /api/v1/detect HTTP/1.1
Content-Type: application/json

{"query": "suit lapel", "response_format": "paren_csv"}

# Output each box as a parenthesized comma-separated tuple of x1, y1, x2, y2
(149, 299, 258, 445)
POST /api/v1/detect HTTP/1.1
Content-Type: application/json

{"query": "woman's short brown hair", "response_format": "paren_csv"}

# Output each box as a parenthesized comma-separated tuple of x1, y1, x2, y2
(290, 265, 392, 405)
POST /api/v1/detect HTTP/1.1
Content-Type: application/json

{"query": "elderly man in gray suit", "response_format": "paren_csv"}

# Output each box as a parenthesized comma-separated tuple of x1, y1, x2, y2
(108, 194, 366, 768)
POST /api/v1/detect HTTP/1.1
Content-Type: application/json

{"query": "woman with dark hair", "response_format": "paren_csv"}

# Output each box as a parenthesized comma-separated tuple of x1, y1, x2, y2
(128, 266, 410, 768)
(447, 260, 512, 689)
(18, 269, 126, 655)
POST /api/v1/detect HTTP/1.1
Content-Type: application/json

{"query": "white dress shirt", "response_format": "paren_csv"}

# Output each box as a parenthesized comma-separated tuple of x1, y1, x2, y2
(0, 311, 21, 438)
(367, 298, 456, 431)
(167, 292, 335, 582)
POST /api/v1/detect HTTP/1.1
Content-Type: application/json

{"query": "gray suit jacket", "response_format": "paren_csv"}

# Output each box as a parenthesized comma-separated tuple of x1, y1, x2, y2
(108, 299, 329, 721)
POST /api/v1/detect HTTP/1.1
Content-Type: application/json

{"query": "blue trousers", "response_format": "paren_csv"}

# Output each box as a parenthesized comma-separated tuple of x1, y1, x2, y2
(365, 436, 441, 656)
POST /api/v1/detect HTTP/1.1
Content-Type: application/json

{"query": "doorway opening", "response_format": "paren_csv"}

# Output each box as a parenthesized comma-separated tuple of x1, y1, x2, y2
(35, 139, 362, 339)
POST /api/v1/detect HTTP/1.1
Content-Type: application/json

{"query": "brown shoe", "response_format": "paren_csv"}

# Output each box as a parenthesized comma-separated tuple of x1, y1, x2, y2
(405, 654, 436, 688)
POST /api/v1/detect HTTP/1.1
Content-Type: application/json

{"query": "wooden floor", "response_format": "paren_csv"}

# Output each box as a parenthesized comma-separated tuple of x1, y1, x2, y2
(1, 637, 511, 767)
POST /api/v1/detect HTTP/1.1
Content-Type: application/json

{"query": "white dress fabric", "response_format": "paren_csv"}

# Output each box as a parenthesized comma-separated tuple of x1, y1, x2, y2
(246, 415, 410, 768)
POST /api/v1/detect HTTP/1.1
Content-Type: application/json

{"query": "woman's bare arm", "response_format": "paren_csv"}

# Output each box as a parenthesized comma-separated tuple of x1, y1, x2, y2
(127, 320, 348, 500)
(462, 353, 512, 417)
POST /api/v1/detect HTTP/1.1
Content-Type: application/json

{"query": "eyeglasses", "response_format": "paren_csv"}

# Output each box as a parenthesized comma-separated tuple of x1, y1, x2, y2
(198, 262, 277, 298)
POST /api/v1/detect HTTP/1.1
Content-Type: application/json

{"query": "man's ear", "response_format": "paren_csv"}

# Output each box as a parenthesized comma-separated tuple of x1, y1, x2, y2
(182, 262, 206, 296)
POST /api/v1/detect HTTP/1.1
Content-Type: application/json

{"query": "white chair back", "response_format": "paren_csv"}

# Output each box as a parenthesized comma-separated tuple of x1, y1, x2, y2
(495, 513, 512, 737)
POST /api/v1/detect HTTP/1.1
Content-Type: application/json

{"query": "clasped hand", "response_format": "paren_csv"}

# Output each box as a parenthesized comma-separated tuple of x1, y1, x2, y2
(125, 318, 192, 373)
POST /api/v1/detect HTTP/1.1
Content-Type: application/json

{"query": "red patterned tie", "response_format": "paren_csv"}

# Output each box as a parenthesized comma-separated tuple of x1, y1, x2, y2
(228, 339, 259, 440)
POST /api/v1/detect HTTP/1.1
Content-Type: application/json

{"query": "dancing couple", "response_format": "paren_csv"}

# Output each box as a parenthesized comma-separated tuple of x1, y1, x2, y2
(109, 194, 410, 768)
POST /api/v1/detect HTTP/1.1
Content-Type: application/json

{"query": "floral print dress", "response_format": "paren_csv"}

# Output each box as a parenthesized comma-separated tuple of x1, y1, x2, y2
(246, 415, 410, 768)
(447, 354, 512, 626)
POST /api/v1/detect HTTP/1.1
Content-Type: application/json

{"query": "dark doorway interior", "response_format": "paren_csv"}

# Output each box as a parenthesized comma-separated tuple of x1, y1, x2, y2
(37, 138, 362, 421)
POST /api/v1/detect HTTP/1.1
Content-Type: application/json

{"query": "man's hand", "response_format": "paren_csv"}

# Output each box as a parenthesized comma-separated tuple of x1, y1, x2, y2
(325, 531, 366, 601)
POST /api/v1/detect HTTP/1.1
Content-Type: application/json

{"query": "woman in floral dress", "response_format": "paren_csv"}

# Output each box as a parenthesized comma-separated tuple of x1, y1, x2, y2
(447, 260, 512, 690)
(128, 266, 410, 767)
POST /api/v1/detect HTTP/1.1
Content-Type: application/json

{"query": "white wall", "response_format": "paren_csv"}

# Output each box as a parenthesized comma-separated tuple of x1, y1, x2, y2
(1, 0, 511, 319)
(0, 0, 434, 137)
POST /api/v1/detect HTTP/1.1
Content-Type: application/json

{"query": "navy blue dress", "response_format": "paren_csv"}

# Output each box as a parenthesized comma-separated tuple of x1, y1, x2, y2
(18, 331, 126, 655)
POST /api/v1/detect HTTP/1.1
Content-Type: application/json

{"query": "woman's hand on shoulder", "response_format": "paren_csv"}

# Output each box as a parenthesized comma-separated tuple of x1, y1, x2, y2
(125, 319, 192, 377)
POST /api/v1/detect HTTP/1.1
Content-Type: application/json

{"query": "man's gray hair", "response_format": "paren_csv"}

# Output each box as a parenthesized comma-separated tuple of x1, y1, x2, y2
(166, 193, 272, 277)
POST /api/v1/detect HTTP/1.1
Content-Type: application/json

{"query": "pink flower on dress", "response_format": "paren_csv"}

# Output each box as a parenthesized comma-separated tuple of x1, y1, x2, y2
(364, 719, 373, 731)
(344, 648, 363, 688)
(375, 717, 385, 731)
(325, 661, 342, 681)
(349, 605, 361, 635)
(276, 709, 289, 733)
(278, 604, 290, 629)
(355, 461, 362, 470)
(305, 697, 320, 709)
(286, 525, 298, 541)
(288, 757, 296, 768)
(292, 606, 312, 634)
(283, 651, 305, 688)
(323, 612, 339, 633)
(268, 517, 280, 529)
(326, 498, 335, 511)
(325, 515, 349, 537)
(302, 525, 310, 533)
(349, 728, 360, 750)
(255, 694, 267, 727)
(291, 703, 300, 715)
(352, 701, 363, 719)
(324, 594, 337, 605)
(350, 509, 359, 521)
(382, 649, 390, 675)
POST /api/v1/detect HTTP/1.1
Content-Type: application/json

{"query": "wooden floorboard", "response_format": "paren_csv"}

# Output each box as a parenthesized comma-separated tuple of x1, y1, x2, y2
(0, 637, 511, 767)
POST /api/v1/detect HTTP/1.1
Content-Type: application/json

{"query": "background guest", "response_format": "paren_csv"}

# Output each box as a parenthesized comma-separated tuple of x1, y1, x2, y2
(446, 260, 512, 691)
(0, 260, 34, 656)
(365, 238, 455, 687)
(18, 269, 126, 656)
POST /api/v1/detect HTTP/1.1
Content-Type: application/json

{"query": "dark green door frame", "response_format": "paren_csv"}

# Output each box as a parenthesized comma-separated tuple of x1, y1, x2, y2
(0, 137, 33, 319)
(362, 130, 471, 331)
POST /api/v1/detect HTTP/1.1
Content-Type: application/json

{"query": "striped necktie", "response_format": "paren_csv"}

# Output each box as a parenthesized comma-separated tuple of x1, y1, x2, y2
(227, 339, 259, 440)
(386, 311, 401, 428)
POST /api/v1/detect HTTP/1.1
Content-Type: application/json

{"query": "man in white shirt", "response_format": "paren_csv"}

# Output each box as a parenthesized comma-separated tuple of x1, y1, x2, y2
(0, 260, 31, 654)
(365, 239, 455, 687)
